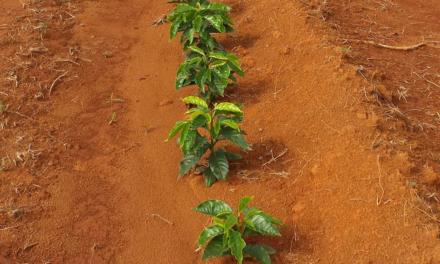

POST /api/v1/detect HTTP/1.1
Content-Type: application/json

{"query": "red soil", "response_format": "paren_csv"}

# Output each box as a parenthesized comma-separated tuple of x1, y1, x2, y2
(0, 0, 439, 263)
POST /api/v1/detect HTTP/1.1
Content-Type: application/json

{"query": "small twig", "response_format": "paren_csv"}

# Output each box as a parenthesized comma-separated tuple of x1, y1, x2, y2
(376, 155, 384, 206)
(48, 71, 68, 96)
(351, 39, 440, 51)
(149, 213, 174, 225)
(413, 72, 440, 89)
(262, 148, 288, 167)
(54, 58, 79, 65)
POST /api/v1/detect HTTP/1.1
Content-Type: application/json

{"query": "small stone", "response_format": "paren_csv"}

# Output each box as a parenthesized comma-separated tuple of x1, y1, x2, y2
(281, 46, 290, 55)
(310, 164, 319, 176)
(272, 31, 282, 39)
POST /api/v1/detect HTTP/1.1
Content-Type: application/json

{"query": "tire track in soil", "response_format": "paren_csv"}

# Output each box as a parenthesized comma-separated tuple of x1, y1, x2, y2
(111, 0, 439, 263)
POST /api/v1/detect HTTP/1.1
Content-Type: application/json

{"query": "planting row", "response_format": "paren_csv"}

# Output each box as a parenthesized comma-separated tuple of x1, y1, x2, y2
(165, 1, 283, 263)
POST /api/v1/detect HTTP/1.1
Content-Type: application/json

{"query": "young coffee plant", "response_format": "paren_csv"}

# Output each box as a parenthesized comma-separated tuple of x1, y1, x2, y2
(168, 0, 233, 51)
(176, 46, 244, 101)
(167, 96, 250, 186)
(195, 197, 282, 264)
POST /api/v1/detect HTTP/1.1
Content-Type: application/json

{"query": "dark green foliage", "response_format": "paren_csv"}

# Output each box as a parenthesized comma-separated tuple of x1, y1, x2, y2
(167, 96, 250, 186)
(195, 197, 282, 263)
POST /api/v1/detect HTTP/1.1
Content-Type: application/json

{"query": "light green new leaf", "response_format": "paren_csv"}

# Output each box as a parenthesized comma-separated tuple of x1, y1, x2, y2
(167, 121, 188, 141)
(198, 225, 224, 246)
(205, 15, 226, 32)
(239, 196, 253, 213)
(243, 244, 271, 264)
(193, 15, 203, 32)
(182, 96, 208, 109)
(228, 230, 246, 264)
(206, 3, 231, 13)
(220, 119, 240, 131)
(209, 52, 229, 60)
(214, 102, 242, 114)
(195, 200, 233, 216)
(209, 60, 227, 69)
(224, 214, 238, 231)
(188, 45, 206, 56)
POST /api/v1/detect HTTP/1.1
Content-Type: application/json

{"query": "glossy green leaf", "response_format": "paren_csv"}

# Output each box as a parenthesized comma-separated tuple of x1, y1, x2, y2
(203, 168, 218, 187)
(220, 119, 240, 131)
(193, 15, 203, 32)
(198, 225, 224, 246)
(228, 230, 246, 264)
(179, 153, 200, 176)
(248, 215, 281, 236)
(182, 96, 208, 108)
(205, 15, 226, 32)
(209, 60, 227, 69)
(209, 52, 229, 60)
(202, 235, 228, 260)
(214, 102, 242, 113)
(208, 150, 229, 180)
(224, 214, 238, 231)
(195, 200, 233, 216)
(221, 128, 250, 150)
(167, 121, 188, 141)
(188, 45, 206, 56)
(243, 244, 271, 264)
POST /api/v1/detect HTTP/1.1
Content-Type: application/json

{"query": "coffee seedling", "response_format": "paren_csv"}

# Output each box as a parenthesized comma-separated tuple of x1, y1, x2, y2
(167, 96, 249, 186)
(176, 46, 244, 101)
(195, 197, 282, 264)
(168, 0, 233, 50)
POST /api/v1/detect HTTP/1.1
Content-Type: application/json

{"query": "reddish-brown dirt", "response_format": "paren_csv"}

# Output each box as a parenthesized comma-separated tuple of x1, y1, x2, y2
(1, 0, 439, 263)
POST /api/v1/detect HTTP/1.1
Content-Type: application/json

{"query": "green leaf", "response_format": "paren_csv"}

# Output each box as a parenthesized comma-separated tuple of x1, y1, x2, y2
(208, 150, 229, 180)
(167, 121, 188, 140)
(183, 28, 195, 44)
(239, 196, 253, 213)
(195, 68, 209, 92)
(228, 230, 246, 264)
(209, 52, 229, 60)
(206, 3, 231, 13)
(205, 15, 226, 32)
(248, 215, 281, 236)
(193, 15, 203, 32)
(182, 96, 208, 109)
(214, 102, 242, 114)
(182, 129, 197, 154)
(170, 18, 182, 39)
(224, 214, 238, 231)
(188, 45, 206, 56)
(199, 225, 224, 246)
(179, 153, 200, 176)
(203, 168, 218, 187)
(209, 60, 227, 69)
(195, 200, 233, 216)
(243, 244, 271, 264)
(221, 128, 250, 150)
(202, 235, 228, 260)
(176, 63, 190, 89)
(220, 119, 240, 131)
